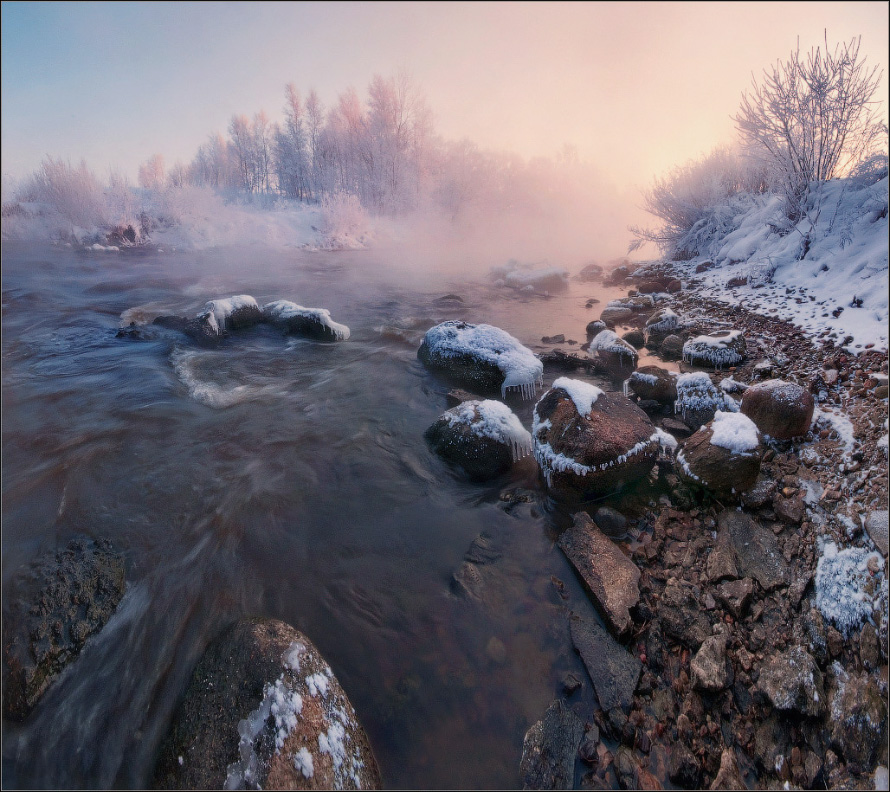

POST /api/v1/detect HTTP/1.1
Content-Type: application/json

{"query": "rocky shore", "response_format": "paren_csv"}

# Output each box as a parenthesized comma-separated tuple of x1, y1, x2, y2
(518, 261, 888, 790)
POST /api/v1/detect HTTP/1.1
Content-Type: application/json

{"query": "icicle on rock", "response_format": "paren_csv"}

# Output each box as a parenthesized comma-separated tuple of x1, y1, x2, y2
(682, 330, 747, 369)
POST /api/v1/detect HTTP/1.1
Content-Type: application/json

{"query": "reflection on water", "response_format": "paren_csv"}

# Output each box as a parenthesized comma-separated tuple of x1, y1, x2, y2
(1, 242, 671, 788)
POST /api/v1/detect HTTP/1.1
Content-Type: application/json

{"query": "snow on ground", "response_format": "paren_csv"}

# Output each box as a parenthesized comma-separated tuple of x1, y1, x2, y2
(658, 175, 889, 353)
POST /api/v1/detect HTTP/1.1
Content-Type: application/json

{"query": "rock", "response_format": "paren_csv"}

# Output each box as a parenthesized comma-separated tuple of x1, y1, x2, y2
(682, 330, 747, 369)
(720, 511, 790, 590)
(153, 313, 224, 346)
(539, 350, 592, 371)
(592, 506, 628, 538)
(676, 414, 763, 500)
(585, 320, 607, 338)
(674, 372, 728, 431)
(116, 321, 158, 341)
(519, 699, 584, 790)
(599, 306, 634, 326)
(577, 262, 604, 281)
(637, 277, 672, 294)
(533, 384, 660, 501)
(611, 295, 656, 312)
(445, 388, 481, 407)
(587, 330, 638, 379)
(486, 636, 507, 665)
(660, 416, 692, 437)
(433, 293, 464, 305)
(740, 379, 815, 439)
(657, 582, 711, 648)
(562, 673, 583, 696)
(709, 749, 745, 790)
(568, 611, 642, 712)
(866, 510, 889, 556)
(859, 624, 880, 670)
(668, 740, 701, 788)
(153, 618, 381, 790)
(740, 478, 777, 509)
(558, 513, 640, 637)
(626, 366, 677, 404)
(829, 668, 887, 770)
(757, 645, 824, 717)
(463, 533, 501, 566)
(774, 496, 805, 524)
(715, 578, 754, 618)
(706, 529, 739, 582)
(450, 561, 485, 601)
(645, 308, 682, 346)
(503, 267, 569, 294)
(424, 399, 532, 481)
(417, 321, 543, 399)
(621, 329, 645, 349)
(542, 334, 565, 344)
(3, 536, 125, 720)
(753, 714, 790, 777)
(666, 279, 682, 293)
(659, 334, 684, 360)
(691, 634, 733, 692)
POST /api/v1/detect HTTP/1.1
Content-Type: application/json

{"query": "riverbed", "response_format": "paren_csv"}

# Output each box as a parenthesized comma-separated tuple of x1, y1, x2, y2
(2, 242, 671, 788)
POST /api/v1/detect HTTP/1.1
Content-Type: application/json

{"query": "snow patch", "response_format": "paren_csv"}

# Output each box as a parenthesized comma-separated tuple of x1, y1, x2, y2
(708, 410, 761, 454)
(551, 377, 603, 418)
(293, 747, 314, 779)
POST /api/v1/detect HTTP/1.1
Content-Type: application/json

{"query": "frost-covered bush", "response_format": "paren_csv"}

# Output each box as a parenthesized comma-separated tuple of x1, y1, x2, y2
(14, 157, 106, 229)
(319, 191, 370, 241)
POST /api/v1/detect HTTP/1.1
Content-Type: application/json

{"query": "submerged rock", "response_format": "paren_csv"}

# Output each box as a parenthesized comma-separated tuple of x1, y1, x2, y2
(425, 399, 532, 481)
(153, 618, 380, 790)
(682, 330, 747, 369)
(3, 536, 125, 720)
(418, 321, 543, 399)
(676, 411, 762, 499)
(519, 699, 584, 790)
(557, 512, 640, 637)
(740, 379, 815, 439)
(568, 610, 642, 711)
(533, 378, 665, 501)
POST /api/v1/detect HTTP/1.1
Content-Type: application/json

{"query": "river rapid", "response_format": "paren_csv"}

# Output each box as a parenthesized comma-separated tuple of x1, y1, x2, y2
(1, 242, 671, 788)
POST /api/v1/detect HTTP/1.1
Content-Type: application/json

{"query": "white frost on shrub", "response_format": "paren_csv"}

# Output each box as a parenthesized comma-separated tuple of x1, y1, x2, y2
(442, 400, 532, 460)
(199, 295, 259, 335)
(682, 330, 744, 368)
(708, 410, 761, 454)
(815, 540, 883, 637)
(551, 377, 603, 418)
(422, 321, 543, 399)
(263, 300, 351, 340)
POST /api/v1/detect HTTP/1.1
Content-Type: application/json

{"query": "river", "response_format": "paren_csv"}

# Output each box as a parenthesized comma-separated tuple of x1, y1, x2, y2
(1, 241, 672, 788)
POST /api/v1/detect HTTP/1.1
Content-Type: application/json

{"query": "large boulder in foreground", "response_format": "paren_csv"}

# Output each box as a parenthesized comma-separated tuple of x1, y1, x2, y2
(676, 411, 762, 499)
(682, 330, 747, 369)
(264, 300, 351, 341)
(3, 536, 125, 720)
(533, 377, 667, 501)
(424, 399, 532, 481)
(418, 321, 543, 399)
(154, 618, 380, 790)
(740, 379, 815, 439)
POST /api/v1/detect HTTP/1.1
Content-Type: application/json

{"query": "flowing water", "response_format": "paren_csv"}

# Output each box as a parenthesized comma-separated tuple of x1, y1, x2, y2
(1, 242, 673, 789)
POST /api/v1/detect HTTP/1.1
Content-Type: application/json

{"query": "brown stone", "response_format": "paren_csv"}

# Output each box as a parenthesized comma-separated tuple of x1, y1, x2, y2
(740, 379, 815, 439)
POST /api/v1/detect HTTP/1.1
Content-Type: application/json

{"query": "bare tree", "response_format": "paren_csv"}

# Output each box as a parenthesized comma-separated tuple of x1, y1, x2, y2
(735, 33, 885, 218)
(138, 154, 166, 191)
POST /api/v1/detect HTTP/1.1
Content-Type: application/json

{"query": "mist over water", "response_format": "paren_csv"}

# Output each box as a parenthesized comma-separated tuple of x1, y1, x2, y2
(1, 239, 673, 788)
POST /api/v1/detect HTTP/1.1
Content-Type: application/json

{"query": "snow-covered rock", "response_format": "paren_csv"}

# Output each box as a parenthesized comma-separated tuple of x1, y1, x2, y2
(532, 378, 668, 500)
(674, 372, 735, 431)
(263, 300, 350, 341)
(624, 366, 677, 404)
(425, 399, 532, 481)
(644, 307, 682, 345)
(682, 330, 747, 369)
(814, 540, 884, 637)
(417, 321, 543, 399)
(587, 329, 638, 379)
(153, 618, 380, 790)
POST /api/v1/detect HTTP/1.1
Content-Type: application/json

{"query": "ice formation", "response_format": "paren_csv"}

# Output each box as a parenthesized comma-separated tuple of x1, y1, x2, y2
(682, 330, 745, 368)
(421, 321, 543, 399)
(199, 295, 260, 335)
(442, 400, 533, 460)
(708, 410, 761, 454)
(674, 372, 728, 422)
(815, 540, 884, 637)
(645, 307, 681, 333)
(263, 300, 351, 340)
(551, 377, 603, 418)
(588, 329, 637, 361)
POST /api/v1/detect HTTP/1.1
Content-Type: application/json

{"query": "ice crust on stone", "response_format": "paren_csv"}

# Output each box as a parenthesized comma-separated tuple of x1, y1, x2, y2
(551, 377, 603, 418)
(442, 399, 533, 460)
(682, 330, 744, 368)
(675, 372, 732, 420)
(815, 540, 884, 637)
(588, 329, 637, 360)
(708, 410, 761, 454)
(422, 321, 543, 399)
(645, 307, 680, 333)
(199, 295, 259, 335)
(263, 299, 351, 340)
